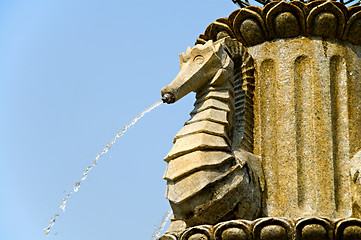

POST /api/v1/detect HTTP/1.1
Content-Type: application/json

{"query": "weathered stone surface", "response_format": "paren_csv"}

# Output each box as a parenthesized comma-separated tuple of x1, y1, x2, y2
(165, 217, 361, 240)
(161, 40, 231, 104)
(299, 224, 329, 240)
(186, 108, 229, 125)
(214, 220, 252, 240)
(295, 218, 333, 240)
(259, 225, 288, 240)
(335, 219, 361, 240)
(163, 151, 233, 181)
(159, 234, 178, 240)
(350, 150, 361, 217)
(179, 226, 213, 240)
(164, 133, 230, 162)
(187, 233, 207, 240)
(191, 98, 233, 114)
(174, 121, 228, 141)
(165, 163, 238, 203)
(197, 1, 361, 47)
(338, 225, 361, 240)
(246, 37, 361, 218)
(234, 150, 264, 190)
(162, 38, 262, 229)
(159, 1, 361, 239)
(169, 163, 260, 225)
(220, 228, 248, 240)
(196, 89, 233, 102)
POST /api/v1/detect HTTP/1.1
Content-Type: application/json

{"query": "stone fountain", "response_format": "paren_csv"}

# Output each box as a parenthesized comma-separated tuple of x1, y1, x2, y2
(160, 1, 361, 239)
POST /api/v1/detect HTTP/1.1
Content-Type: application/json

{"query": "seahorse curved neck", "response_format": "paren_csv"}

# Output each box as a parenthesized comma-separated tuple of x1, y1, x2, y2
(164, 80, 234, 164)
(189, 81, 235, 147)
(162, 64, 236, 206)
(182, 38, 256, 155)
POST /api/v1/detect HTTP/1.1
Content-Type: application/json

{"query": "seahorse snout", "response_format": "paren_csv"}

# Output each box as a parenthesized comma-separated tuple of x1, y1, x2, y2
(161, 92, 175, 104)
(161, 86, 176, 104)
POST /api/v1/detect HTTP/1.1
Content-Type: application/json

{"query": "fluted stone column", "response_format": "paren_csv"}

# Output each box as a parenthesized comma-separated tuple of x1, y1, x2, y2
(248, 38, 361, 218)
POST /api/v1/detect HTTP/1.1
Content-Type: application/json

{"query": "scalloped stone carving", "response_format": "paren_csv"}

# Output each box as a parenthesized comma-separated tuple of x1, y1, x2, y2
(197, 0, 361, 46)
(159, 218, 361, 240)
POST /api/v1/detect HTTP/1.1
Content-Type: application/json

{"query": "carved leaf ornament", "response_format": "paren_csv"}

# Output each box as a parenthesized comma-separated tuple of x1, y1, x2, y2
(161, 217, 361, 240)
(197, 0, 361, 46)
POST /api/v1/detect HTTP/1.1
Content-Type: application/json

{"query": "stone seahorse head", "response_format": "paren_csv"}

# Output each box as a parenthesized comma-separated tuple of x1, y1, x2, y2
(161, 40, 233, 104)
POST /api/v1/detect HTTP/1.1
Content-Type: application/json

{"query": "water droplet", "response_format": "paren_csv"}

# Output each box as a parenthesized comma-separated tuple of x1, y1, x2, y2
(44, 227, 50, 236)
(43, 213, 59, 236)
(81, 174, 87, 181)
(59, 195, 70, 211)
(74, 182, 81, 192)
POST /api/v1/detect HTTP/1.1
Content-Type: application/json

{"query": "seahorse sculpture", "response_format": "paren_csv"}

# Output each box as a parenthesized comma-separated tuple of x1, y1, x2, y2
(157, 1, 361, 239)
(161, 37, 264, 234)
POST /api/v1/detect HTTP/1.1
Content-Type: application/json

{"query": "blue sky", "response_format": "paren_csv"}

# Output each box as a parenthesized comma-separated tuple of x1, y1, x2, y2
(0, 1, 243, 239)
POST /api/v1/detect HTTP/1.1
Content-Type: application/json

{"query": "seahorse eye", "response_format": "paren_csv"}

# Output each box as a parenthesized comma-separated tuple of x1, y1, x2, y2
(193, 55, 204, 64)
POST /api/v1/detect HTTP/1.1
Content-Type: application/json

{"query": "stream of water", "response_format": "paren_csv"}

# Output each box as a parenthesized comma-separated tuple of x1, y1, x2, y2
(152, 210, 173, 240)
(44, 100, 163, 236)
